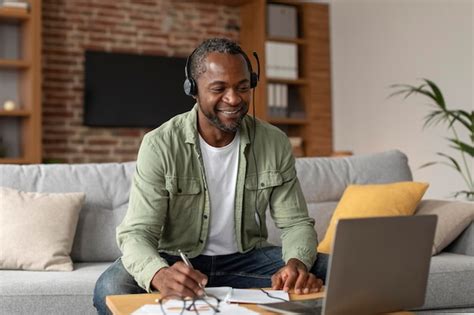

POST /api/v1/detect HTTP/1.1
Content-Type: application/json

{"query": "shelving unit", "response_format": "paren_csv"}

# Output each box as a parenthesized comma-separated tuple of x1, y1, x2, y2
(0, 1, 42, 164)
(237, 0, 333, 156)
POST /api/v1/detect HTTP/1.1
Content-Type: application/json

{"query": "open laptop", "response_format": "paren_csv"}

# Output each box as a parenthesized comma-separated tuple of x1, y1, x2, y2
(260, 215, 437, 315)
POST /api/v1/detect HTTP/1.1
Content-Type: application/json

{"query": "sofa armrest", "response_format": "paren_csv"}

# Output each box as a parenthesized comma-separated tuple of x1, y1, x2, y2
(445, 221, 474, 256)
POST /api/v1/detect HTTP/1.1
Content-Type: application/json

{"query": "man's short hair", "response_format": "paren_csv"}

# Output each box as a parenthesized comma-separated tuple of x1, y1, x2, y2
(190, 38, 252, 80)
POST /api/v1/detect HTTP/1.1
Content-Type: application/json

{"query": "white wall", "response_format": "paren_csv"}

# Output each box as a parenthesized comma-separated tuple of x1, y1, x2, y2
(330, 0, 473, 199)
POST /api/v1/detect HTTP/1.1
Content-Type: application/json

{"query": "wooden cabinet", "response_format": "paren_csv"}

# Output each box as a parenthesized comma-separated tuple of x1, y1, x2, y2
(0, 0, 42, 164)
(239, 0, 333, 156)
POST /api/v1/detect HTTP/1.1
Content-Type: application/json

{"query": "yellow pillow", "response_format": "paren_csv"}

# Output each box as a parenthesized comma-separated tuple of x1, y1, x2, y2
(317, 181, 429, 254)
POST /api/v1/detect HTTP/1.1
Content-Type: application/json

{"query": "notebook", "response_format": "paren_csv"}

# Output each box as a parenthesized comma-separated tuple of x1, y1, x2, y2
(260, 215, 437, 315)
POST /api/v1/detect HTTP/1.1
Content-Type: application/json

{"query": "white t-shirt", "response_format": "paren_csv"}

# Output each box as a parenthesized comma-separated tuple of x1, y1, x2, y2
(199, 133, 240, 255)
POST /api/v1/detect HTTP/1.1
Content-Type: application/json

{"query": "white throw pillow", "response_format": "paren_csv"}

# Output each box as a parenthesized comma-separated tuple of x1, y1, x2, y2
(415, 199, 474, 255)
(0, 187, 85, 271)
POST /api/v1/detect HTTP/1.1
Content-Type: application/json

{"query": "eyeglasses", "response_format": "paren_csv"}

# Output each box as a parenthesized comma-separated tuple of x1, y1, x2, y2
(157, 294, 221, 315)
(259, 288, 290, 302)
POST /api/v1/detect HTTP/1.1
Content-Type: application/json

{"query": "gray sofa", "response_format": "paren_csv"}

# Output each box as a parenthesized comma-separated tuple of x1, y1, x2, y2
(0, 150, 473, 314)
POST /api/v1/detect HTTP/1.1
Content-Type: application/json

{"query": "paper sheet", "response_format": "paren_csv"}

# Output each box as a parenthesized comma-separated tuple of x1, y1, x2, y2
(205, 287, 289, 304)
(131, 301, 258, 315)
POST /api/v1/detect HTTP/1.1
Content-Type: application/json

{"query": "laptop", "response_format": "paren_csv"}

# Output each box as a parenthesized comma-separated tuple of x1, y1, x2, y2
(259, 215, 437, 315)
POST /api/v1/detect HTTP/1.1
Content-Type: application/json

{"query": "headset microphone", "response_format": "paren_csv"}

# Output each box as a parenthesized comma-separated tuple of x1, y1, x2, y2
(252, 51, 261, 83)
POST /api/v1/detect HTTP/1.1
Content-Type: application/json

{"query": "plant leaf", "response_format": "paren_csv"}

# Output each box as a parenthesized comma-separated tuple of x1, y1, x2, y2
(423, 79, 446, 109)
(445, 110, 472, 131)
(423, 110, 446, 128)
(453, 190, 474, 201)
(447, 138, 474, 157)
(436, 152, 462, 172)
(419, 161, 438, 169)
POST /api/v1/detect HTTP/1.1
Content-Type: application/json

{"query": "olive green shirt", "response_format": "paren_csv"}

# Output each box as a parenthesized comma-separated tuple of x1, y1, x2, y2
(116, 105, 317, 292)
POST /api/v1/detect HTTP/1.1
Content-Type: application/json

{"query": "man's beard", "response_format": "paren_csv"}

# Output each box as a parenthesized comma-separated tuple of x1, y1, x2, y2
(203, 105, 247, 133)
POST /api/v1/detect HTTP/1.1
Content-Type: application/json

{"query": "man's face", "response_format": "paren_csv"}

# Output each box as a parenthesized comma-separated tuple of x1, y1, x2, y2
(195, 52, 252, 133)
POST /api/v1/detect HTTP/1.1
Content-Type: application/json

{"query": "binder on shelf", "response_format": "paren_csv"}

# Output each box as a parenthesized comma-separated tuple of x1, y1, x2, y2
(282, 84, 288, 117)
(275, 84, 282, 117)
(1, 1, 29, 10)
(287, 85, 305, 119)
(267, 3, 298, 39)
(265, 41, 298, 80)
(271, 84, 288, 118)
(267, 83, 276, 117)
(276, 84, 288, 118)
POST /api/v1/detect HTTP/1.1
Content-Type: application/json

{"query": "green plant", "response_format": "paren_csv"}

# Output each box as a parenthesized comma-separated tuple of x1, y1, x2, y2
(389, 79, 473, 201)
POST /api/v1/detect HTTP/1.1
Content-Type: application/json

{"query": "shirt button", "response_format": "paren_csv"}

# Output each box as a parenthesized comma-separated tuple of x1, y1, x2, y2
(260, 183, 265, 187)
(177, 188, 182, 193)
(199, 239, 204, 243)
(203, 215, 208, 219)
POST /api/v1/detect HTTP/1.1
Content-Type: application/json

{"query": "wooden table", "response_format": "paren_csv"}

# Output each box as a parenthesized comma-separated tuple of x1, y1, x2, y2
(107, 289, 324, 314)
(106, 289, 412, 315)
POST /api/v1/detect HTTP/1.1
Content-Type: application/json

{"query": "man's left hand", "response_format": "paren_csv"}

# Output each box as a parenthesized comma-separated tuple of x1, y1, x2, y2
(271, 258, 323, 294)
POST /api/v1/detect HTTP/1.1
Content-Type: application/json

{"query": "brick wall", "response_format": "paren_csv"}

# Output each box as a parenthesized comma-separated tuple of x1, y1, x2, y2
(42, 0, 240, 163)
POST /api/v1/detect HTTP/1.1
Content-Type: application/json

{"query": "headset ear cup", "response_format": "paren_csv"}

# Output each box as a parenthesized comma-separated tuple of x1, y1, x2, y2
(183, 78, 197, 96)
(250, 72, 258, 89)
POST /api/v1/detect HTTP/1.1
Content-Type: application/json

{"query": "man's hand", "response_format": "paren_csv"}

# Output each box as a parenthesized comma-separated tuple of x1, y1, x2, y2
(151, 262, 208, 297)
(271, 258, 323, 294)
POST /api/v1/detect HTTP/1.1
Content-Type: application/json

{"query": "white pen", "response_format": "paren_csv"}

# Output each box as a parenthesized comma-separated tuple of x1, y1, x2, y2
(178, 249, 207, 296)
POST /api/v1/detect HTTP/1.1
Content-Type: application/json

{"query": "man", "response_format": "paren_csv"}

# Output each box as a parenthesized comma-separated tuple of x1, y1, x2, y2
(93, 38, 328, 314)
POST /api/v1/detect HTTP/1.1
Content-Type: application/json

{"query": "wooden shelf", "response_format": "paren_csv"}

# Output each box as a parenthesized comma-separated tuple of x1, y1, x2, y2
(0, 109, 31, 117)
(0, 6, 30, 20)
(185, 0, 253, 6)
(240, 0, 332, 156)
(0, 0, 41, 165)
(0, 59, 30, 69)
(0, 157, 30, 164)
(268, 117, 308, 125)
(267, 77, 308, 85)
(267, 36, 307, 45)
(268, 0, 305, 6)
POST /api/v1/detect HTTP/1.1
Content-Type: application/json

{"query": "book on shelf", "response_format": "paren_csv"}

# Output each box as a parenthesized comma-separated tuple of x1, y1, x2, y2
(265, 41, 298, 80)
(267, 3, 298, 39)
(267, 83, 288, 118)
(1, 0, 29, 9)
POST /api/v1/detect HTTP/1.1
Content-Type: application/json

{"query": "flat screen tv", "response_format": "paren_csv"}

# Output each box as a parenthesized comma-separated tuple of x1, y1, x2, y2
(84, 51, 193, 128)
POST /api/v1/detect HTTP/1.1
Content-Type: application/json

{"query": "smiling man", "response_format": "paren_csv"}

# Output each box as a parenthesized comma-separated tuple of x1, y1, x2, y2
(93, 38, 328, 315)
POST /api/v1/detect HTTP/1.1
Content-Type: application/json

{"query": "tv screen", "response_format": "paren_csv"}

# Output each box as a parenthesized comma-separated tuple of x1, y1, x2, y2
(84, 51, 194, 128)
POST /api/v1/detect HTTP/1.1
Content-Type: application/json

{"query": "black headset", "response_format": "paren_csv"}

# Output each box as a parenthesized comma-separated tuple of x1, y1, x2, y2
(183, 49, 260, 97)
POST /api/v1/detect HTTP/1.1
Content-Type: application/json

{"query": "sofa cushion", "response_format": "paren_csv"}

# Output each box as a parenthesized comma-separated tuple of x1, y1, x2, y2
(0, 162, 136, 262)
(0, 262, 111, 314)
(317, 181, 429, 253)
(447, 222, 474, 256)
(421, 253, 474, 309)
(295, 150, 413, 203)
(415, 200, 474, 255)
(0, 187, 85, 271)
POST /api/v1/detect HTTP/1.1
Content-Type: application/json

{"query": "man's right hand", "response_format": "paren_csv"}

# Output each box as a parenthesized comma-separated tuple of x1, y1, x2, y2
(151, 262, 208, 297)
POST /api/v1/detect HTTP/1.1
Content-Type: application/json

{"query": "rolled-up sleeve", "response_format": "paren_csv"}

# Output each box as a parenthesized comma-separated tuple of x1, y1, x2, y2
(116, 135, 169, 292)
(269, 138, 317, 270)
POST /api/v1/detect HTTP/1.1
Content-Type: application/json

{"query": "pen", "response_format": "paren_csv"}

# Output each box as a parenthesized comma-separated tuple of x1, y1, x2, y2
(178, 249, 207, 296)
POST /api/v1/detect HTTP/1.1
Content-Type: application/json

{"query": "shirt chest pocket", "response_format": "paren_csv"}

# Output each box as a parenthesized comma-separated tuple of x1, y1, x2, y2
(165, 176, 201, 195)
(245, 171, 283, 191)
(244, 171, 283, 213)
(165, 176, 202, 215)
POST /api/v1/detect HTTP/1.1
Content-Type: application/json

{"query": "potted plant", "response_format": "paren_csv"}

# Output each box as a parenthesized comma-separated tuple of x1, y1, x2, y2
(390, 79, 473, 201)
